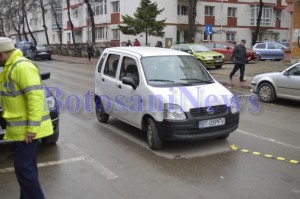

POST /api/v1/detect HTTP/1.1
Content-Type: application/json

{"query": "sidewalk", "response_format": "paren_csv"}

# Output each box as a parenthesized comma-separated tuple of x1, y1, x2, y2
(52, 54, 289, 91)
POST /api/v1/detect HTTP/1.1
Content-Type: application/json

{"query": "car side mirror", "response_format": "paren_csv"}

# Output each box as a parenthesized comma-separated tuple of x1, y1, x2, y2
(187, 50, 193, 54)
(122, 77, 137, 90)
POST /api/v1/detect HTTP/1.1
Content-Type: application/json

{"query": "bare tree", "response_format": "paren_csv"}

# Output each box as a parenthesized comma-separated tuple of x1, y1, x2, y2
(84, 0, 96, 43)
(23, 0, 37, 44)
(187, 0, 198, 43)
(36, 0, 50, 44)
(49, 0, 63, 45)
(4, 0, 23, 41)
(252, 0, 264, 46)
(66, 0, 76, 43)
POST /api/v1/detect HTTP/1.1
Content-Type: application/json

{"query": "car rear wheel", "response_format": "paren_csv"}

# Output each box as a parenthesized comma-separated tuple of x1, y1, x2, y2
(258, 82, 276, 103)
(95, 98, 109, 123)
(215, 65, 222, 69)
(256, 54, 262, 61)
(146, 118, 162, 150)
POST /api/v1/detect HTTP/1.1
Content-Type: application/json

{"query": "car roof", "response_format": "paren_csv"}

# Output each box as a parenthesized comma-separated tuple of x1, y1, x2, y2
(104, 47, 190, 57)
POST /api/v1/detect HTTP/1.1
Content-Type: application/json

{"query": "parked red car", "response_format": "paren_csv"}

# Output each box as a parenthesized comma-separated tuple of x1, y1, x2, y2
(204, 41, 258, 63)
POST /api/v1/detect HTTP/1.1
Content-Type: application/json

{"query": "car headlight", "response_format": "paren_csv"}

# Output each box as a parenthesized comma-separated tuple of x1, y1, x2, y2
(230, 97, 239, 114)
(163, 103, 186, 120)
(47, 96, 56, 109)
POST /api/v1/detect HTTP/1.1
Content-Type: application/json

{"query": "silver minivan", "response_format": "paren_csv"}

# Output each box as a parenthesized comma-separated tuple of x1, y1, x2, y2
(94, 47, 240, 150)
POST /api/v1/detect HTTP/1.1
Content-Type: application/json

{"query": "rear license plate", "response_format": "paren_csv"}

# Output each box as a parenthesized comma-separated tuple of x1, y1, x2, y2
(199, 118, 225, 128)
(215, 59, 222, 62)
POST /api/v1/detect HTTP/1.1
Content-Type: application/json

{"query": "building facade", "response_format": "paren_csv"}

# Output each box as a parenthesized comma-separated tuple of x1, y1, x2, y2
(5, 0, 292, 49)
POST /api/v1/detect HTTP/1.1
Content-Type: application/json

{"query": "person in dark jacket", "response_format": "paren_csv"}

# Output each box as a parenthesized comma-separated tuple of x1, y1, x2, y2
(229, 39, 247, 82)
(87, 44, 93, 61)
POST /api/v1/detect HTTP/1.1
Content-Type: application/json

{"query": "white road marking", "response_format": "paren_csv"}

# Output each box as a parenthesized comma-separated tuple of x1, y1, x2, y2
(1, 144, 119, 180)
(237, 129, 300, 150)
(66, 143, 119, 180)
(0, 156, 85, 174)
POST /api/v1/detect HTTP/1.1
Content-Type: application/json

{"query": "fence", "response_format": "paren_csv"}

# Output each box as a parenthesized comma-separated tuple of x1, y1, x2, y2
(48, 42, 112, 58)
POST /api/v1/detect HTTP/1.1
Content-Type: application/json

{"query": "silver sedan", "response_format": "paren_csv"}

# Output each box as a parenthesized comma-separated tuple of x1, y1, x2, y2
(251, 62, 300, 102)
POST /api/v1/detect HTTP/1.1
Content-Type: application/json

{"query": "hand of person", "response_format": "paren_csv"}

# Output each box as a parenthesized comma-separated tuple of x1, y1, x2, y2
(25, 132, 36, 143)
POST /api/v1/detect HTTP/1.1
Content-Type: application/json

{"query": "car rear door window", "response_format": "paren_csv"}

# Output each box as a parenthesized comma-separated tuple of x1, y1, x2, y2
(103, 54, 120, 78)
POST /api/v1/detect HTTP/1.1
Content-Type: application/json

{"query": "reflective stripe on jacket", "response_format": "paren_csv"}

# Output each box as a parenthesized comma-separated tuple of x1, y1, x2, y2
(0, 49, 53, 141)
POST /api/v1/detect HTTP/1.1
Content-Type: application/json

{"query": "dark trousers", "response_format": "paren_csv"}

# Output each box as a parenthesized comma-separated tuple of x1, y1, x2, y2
(88, 53, 93, 61)
(14, 140, 45, 199)
(230, 63, 245, 81)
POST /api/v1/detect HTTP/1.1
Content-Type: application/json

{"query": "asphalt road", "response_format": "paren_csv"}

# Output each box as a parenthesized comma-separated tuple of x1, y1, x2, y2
(0, 60, 299, 199)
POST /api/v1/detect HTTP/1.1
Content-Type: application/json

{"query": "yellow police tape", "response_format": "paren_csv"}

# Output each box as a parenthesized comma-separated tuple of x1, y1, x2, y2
(230, 144, 299, 165)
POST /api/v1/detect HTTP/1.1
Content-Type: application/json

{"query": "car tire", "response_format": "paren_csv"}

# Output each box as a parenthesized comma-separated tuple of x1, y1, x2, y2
(256, 54, 262, 61)
(146, 118, 162, 150)
(258, 82, 276, 103)
(41, 130, 59, 144)
(95, 97, 109, 123)
(215, 65, 222, 69)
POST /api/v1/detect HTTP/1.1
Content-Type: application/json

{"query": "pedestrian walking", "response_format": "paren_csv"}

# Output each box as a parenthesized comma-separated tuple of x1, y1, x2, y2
(0, 37, 53, 199)
(31, 43, 36, 60)
(126, 40, 132, 46)
(87, 44, 93, 61)
(229, 39, 247, 82)
(133, 39, 140, 46)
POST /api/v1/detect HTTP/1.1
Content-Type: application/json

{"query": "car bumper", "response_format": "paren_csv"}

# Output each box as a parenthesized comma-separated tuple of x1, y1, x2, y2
(201, 59, 225, 67)
(36, 53, 51, 59)
(155, 113, 239, 141)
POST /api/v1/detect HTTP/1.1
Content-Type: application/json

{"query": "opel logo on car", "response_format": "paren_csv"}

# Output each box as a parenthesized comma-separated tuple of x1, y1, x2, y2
(206, 107, 215, 114)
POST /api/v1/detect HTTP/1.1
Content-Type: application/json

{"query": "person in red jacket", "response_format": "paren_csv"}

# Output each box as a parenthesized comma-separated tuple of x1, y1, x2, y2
(134, 39, 140, 46)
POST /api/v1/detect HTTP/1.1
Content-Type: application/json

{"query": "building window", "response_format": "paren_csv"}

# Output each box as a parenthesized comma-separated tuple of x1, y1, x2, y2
(250, 5, 273, 26)
(177, 5, 188, 16)
(67, 33, 71, 41)
(72, 9, 78, 19)
(112, 1, 119, 13)
(57, 13, 62, 23)
(228, 7, 236, 17)
(205, 6, 214, 16)
(96, 27, 106, 39)
(112, 29, 120, 39)
(53, 35, 55, 42)
(94, 0, 107, 15)
(226, 31, 236, 42)
(30, 19, 38, 27)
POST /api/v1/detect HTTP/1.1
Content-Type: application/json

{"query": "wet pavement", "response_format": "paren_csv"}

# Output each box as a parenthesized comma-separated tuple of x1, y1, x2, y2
(52, 54, 291, 90)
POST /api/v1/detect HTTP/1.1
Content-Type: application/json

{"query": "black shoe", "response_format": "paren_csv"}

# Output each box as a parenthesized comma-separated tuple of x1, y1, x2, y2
(240, 79, 246, 82)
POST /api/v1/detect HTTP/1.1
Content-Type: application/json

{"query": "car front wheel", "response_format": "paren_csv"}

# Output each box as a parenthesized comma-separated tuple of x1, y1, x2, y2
(258, 82, 276, 103)
(95, 98, 109, 123)
(146, 118, 162, 150)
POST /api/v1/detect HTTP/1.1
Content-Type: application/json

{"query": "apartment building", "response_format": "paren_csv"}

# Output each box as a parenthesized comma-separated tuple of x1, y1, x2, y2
(6, 0, 291, 49)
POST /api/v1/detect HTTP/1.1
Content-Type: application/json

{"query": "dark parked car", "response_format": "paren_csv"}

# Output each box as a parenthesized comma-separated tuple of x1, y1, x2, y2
(27, 45, 52, 60)
(204, 41, 257, 63)
(0, 72, 60, 144)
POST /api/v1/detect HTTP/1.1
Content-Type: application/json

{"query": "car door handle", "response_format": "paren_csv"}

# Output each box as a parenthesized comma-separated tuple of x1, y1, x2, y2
(102, 78, 105, 82)
(117, 85, 122, 89)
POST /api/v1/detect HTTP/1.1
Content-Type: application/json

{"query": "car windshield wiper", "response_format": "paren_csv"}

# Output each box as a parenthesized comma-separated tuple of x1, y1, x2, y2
(148, 79, 175, 82)
(180, 78, 214, 83)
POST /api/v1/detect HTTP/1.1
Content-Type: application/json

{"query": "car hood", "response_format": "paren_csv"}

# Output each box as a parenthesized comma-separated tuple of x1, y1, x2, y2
(148, 82, 233, 112)
(252, 71, 282, 82)
(193, 51, 222, 57)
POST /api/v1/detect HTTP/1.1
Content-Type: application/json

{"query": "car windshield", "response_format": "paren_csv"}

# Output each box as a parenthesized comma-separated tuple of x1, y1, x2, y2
(190, 45, 211, 52)
(141, 55, 213, 87)
(36, 45, 47, 51)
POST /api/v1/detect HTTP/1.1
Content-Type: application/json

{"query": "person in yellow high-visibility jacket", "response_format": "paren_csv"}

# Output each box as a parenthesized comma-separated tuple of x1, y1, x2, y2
(0, 37, 53, 199)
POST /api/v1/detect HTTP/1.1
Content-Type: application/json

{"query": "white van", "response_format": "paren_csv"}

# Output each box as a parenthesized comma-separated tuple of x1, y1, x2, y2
(94, 47, 239, 150)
